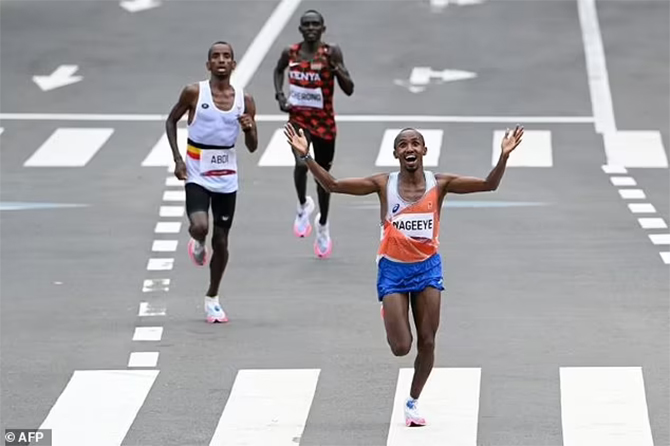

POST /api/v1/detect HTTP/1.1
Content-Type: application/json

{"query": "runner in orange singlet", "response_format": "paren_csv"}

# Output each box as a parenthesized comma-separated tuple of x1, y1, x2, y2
(283, 123, 524, 427)
(273, 9, 354, 259)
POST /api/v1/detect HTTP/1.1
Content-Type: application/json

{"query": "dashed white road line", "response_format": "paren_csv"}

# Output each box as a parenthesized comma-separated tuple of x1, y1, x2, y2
(147, 258, 175, 271)
(618, 189, 646, 200)
(133, 327, 164, 342)
(154, 222, 182, 233)
(602, 165, 669, 265)
(152, 240, 179, 252)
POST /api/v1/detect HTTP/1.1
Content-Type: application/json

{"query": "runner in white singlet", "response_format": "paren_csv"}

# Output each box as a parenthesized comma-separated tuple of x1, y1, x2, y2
(284, 123, 524, 427)
(165, 41, 258, 323)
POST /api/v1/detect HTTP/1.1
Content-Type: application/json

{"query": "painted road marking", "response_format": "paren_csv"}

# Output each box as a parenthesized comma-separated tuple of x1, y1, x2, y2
(208, 369, 320, 446)
(610, 176, 636, 186)
(577, 0, 616, 134)
(128, 352, 159, 368)
(132, 327, 163, 341)
(604, 131, 668, 168)
(165, 176, 183, 187)
(628, 203, 656, 214)
(0, 113, 595, 124)
(152, 240, 178, 252)
(258, 127, 310, 166)
(139, 302, 167, 317)
(493, 130, 552, 167)
(387, 368, 481, 446)
(648, 234, 670, 245)
(638, 218, 667, 229)
(660, 253, 670, 264)
(159, 206, 184, 217)
(376, 129, 443, 167)
(38, 370, 158, 446)
(146, 258, 174, 271)
(24, 128, 113, 167)
(142, 278, 169, 292)
(602, 165, 627, 174)
(163, 190, 186, 202)
(619, 189, 646, 199)
(154, 222, 181, 234)
(560, 367, 654, 446)
(231, 0, 304, 88)
(141, 128, 187, 168)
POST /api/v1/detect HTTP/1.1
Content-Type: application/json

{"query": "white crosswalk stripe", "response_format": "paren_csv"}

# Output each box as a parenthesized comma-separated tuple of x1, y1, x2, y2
(493, 129, 552, 167)
(23, 128, 114, 167)
(32, 365, 659, 446)
(38, 370, 159, 446)
(209, 369, 320, 446)
(559, 367, 654, 446)
(141, 128, 188, 169)
(387, 367, 481, 446)
(604, 131, 668, 168)
(5, 125, 668, 172)
(258, 128, 305, 166)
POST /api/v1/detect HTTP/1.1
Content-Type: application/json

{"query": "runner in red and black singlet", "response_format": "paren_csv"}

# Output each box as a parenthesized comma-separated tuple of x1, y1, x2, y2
(274, 9, 354, 259)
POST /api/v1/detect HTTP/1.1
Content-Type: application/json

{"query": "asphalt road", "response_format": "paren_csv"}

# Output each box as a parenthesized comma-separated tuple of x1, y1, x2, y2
(1, 1, 668, 445)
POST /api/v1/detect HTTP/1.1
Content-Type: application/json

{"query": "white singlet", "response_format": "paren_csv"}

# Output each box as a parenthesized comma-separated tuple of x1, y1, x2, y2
(185, 80, 245, 194)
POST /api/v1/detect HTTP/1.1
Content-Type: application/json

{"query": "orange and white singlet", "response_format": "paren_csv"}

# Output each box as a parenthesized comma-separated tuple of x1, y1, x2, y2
(185, 80, 245, 194)
(377, 171, 441, 264)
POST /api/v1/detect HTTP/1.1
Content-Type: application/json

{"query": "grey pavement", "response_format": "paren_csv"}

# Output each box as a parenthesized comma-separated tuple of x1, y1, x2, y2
(1, 1, 668, 446)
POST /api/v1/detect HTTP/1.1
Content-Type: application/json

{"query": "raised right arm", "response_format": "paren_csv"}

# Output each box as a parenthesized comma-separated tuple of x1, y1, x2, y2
(165, 83, 198, 164)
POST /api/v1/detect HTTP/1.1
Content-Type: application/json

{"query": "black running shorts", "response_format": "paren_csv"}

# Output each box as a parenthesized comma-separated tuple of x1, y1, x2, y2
(185, 183, 236, 229)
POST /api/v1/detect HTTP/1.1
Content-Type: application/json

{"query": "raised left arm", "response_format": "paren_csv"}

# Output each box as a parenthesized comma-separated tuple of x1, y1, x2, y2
(328, 44, 354, 96)
(437, 125, 524, 195)
(239, 93, 258, 153)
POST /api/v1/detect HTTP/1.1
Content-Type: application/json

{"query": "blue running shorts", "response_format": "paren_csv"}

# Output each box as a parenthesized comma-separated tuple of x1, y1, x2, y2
(376, 253, 445, 301)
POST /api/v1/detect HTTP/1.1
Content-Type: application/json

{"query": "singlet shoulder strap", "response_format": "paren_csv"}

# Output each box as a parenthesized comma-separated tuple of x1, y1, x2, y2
(424, 170, 437, 189)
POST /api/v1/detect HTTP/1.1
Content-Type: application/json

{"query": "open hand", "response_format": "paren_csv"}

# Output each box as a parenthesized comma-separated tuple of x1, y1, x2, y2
(284, 123, 309, 157)
(501, 125, 524, 156)
(238, 114, 255, 132)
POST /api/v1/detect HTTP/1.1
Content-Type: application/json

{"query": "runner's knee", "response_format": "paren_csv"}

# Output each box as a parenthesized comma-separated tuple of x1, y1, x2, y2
(388, 336, 412, 357)
(416, 333, 435, 353)
(189, 221, 208, 240)
(211, 229, 229, 252)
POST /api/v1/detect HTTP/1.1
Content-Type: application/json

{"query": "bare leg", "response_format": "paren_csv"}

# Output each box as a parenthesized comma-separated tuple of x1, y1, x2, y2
(206, 225, 230, 297)
(382, 293, 413, 356)
(188, 211, 208, 244)
(408, 287, 441, 399)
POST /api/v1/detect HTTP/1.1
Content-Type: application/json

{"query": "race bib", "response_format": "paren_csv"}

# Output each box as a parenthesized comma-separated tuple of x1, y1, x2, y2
(391, 212, 434, 240)
(288, 84, 324, 109)
(200, 149, 232, 174)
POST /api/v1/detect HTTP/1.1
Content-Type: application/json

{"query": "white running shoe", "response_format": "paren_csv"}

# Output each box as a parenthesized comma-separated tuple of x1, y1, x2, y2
(404, 397, 426, 427)
(204, 296, 228, 324)
(314, 213, 333, 259)
(293, 196, 315, 238)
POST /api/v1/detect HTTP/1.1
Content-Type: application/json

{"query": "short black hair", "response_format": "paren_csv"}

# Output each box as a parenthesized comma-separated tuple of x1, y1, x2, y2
(208, 41, 234, 59)
(394, 128, 425, 148)
(301, 9, 324, 24)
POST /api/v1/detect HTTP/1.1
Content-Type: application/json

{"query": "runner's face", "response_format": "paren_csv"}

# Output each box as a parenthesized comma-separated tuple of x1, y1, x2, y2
(206, 44, 235, 77)
(394, 130, 426, 172)
(299, 13, 324, 43)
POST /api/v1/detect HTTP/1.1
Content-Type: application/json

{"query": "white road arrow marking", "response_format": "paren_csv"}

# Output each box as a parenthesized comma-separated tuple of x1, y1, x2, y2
(395, 67, 477, 93)
(32, 65, 83, 92)
(120, 0, 161, 13)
